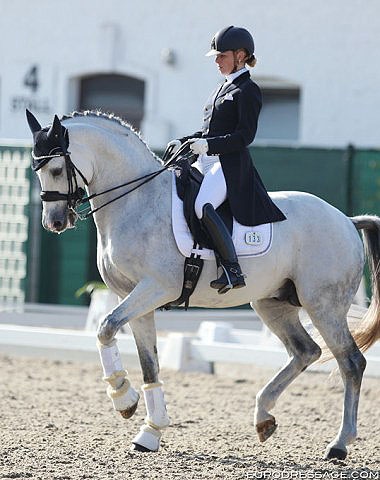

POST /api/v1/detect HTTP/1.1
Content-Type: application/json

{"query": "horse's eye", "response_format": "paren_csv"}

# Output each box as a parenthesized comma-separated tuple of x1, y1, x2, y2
(51, 167, 63, 177)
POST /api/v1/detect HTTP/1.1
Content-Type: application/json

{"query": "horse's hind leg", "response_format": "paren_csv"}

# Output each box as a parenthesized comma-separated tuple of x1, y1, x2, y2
(252, 298, 322, 442)
(128, 312, 170, 452)
(305, 302, 366, 460)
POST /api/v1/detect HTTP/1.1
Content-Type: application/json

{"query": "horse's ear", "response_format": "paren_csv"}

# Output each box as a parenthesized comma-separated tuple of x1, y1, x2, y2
(26, 109, 41, 133)
(47, 115, 63, 140)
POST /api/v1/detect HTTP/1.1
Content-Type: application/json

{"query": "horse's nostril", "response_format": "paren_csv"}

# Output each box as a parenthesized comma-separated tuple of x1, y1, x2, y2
(53, 220, 63, 230)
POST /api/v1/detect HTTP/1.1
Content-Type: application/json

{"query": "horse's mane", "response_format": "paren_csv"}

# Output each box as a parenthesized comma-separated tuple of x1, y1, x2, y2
(61, 110, 163, 164)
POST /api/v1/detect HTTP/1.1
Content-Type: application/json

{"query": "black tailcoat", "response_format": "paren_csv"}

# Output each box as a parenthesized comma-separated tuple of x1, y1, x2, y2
(180, 71, 286, 226)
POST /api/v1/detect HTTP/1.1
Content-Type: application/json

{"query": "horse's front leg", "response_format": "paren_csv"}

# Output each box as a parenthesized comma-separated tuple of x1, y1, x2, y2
(96, 279, 173, 451)
(97, 333, 139, 421)
(128, 312, 170, 452)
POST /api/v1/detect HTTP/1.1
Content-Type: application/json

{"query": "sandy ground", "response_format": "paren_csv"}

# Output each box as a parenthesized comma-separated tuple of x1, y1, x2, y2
(0, 354, 379, 480)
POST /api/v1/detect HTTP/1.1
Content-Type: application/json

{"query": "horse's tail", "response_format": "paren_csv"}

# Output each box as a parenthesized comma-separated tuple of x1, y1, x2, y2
(350, 214, 380, 352)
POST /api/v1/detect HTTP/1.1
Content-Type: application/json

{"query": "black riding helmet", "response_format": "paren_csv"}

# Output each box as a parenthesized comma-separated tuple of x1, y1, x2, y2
(206, 26, 255, 57)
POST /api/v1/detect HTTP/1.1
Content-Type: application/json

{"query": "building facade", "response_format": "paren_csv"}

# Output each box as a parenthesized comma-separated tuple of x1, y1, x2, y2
(0, 0, 379, 149)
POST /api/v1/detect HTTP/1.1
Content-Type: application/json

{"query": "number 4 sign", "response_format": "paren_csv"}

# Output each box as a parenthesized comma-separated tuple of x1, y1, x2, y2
(23, 65, 39, 93)
(9, 63, 53, 114)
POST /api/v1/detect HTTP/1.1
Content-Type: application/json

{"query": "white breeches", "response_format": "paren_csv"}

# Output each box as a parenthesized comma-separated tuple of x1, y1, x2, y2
(194, 154, 227, 219)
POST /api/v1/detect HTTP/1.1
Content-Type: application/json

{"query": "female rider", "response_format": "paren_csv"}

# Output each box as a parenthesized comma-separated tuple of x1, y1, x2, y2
(168, 26, 286, 294)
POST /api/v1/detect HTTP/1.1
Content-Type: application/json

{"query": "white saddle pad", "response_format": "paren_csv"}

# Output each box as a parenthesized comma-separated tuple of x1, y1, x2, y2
(171, 173, 273, 260)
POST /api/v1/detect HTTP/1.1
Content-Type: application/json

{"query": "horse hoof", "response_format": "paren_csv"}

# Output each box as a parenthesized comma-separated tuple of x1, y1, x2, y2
(130, 442, 154, 453)
(256, 417, 277, 442)
(119, 400, 138, 419)
(325, 446, 347, 460)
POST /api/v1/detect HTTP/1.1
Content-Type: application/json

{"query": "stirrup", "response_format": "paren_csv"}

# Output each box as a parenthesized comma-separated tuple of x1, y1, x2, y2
(216, 265, 234, 294)
(210, 264, 246, 294)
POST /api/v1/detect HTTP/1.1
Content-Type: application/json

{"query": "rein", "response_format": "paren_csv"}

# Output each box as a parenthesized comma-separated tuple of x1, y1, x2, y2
(33, 141, 194, 219)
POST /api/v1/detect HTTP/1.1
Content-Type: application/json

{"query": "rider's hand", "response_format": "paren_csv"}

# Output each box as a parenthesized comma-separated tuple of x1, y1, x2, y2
(189, 138, 208, 155)
(166, 139, 181, 154)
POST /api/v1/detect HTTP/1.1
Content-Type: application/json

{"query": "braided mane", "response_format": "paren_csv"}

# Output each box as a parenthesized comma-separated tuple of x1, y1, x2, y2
(61, 110, 162, 164)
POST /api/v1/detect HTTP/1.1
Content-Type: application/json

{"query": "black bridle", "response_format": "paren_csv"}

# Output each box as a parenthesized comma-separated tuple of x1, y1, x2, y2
(32, 148, 88, 211)
(32, 140, 195, 219)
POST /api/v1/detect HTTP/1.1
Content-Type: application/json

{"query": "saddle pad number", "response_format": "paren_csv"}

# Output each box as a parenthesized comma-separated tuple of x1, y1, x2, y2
(245, 231, 262, 246)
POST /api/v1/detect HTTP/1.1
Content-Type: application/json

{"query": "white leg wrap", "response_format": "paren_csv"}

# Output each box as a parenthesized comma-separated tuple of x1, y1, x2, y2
(142, 382, 170, 429)
(132, 424, 162, 452)
(106, 376, 140, 411)
(98, 339, 123, 379)
(97, 340, 139, 412)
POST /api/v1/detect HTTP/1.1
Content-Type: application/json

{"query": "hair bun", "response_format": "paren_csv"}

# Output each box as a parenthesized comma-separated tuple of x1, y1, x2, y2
(246, 54, 257, 68)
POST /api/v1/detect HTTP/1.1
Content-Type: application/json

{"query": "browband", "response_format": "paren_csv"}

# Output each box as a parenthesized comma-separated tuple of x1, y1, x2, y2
(31, 150, 71, 172)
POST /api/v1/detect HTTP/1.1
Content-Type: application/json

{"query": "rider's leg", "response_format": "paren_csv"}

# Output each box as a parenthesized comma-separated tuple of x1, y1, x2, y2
(195, 162, 246, 294)
(194, 160, 227, 215)
(201, 203, 246, 293)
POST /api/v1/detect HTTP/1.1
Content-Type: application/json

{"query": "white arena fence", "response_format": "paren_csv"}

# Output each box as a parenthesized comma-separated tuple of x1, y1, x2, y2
(0, 299, 379, 377)
(0, 143, 31, 305)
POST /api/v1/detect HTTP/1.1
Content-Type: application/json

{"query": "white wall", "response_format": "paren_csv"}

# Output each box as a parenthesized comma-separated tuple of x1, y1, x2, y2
(0, 0, 379, 148)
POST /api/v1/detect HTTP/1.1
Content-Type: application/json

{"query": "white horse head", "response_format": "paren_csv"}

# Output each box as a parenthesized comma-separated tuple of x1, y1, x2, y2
(26, 110, 94, 232)
(27, 109, 164, 234)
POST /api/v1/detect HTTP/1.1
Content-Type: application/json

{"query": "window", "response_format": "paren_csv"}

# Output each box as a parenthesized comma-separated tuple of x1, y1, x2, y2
(79, 74, 145, 130)
(255, 78, 300, 142)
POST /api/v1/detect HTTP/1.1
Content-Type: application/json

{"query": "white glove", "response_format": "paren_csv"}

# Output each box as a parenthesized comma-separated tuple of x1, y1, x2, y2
(189, 138, 209, 155)
(166, 139, 181, 154)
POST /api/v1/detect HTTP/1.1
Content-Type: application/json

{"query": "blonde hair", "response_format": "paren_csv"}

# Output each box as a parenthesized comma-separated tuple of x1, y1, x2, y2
(236, 48, 257, 68)
(246, 54, 257, 68)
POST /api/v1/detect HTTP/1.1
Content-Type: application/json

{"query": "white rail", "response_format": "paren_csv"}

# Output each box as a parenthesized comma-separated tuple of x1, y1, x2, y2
(0, 319, 379, 377)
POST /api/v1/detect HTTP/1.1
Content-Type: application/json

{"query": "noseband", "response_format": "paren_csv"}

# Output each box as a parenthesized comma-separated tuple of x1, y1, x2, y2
(32, 149, 87, 211)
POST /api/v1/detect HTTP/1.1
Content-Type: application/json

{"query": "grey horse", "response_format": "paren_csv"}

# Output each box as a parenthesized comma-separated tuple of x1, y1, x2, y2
(26, 110, 380, 460)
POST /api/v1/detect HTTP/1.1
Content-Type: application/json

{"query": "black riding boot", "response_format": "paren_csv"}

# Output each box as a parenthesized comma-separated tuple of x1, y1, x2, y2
(201, 203, 246, 294)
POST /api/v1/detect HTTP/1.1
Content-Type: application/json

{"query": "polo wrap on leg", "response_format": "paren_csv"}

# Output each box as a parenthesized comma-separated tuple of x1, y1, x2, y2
(141, 381, 170, 429)
(132, 424, 162, 452)
(106, 376, 140, 411)
(97, 339, 139, 412)
(97, 339, 123, 379)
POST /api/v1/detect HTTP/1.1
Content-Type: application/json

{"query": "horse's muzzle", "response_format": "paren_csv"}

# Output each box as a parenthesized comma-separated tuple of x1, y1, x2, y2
(43, 208, 77, 233)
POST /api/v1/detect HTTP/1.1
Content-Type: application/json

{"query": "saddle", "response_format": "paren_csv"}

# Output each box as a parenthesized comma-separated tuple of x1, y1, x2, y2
(162, 149, 232, 310)
(162, 149, 273, 308)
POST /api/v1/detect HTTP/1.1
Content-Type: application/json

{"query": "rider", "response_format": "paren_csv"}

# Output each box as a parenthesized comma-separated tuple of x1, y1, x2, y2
(167, 26, 286, 294)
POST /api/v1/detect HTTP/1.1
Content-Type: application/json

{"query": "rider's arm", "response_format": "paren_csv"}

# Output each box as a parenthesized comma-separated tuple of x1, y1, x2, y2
(178, 131, 203, 144)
